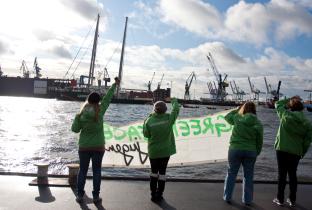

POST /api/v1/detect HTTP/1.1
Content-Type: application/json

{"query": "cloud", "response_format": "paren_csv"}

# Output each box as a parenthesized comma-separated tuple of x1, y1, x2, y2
(0, 40, 7, 55)
(33, 29, 57, 41)
(60, 0, 104, 20)
(159, 0, 222, 36)
(50, 45, 72, 59)
(153, 0, 312, 46)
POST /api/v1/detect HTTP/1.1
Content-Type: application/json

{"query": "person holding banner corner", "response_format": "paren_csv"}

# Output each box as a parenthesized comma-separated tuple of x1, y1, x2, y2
(223, 101, 263, 206)
(143, 98, 180, 202)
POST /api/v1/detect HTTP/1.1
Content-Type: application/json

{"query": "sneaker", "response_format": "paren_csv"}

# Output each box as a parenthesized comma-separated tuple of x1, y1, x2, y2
(273, 198, 284, 206)
(286, 198, 296, 207)
(75, 196, 83, 203)
(93, 197, 102, 203)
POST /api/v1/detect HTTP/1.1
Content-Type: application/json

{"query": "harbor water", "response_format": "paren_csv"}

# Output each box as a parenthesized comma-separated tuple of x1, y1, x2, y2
(0, 96, 311, 181)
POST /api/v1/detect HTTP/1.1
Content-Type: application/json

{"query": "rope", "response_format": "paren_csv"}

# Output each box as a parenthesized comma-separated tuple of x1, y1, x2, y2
(63, 17, 97, 79)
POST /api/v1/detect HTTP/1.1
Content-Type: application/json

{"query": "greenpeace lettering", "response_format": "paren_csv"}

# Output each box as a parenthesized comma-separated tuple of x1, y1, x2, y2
(103, 110, 233, 167)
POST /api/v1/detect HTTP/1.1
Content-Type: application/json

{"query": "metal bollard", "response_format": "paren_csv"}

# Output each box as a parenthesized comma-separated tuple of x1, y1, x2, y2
(34, 163, 49, 184)
(67, 164, 80, 186)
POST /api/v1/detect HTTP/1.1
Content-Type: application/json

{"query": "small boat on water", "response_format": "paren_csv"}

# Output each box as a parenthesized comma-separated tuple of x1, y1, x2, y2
(182, 104, 199, 108)
(206, 106, 216, 110)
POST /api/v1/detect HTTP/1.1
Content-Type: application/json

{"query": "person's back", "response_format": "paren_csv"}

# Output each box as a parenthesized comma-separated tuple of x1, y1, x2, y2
(273, 96, 312, 207)
(275, 98, 312, 156)
(223, 101, 263, 205)
(225, 103, 263, 155)
(143, 98, 180, 201)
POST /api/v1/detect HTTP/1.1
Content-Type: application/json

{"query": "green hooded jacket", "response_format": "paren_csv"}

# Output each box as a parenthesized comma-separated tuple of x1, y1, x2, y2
(143, 98, 180, 159)
(274, 99, 312, 157)
(225, 109, 263, 155)
(71, 83, 116, 148)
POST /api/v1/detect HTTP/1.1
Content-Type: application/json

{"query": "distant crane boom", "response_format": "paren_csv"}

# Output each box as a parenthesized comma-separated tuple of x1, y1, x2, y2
(148, 72, 155, 91)
(184, 71, 196, 100)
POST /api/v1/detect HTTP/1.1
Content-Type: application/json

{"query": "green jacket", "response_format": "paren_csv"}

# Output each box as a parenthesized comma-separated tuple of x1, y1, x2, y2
(71, 84, 116, 148)
(225, 109, 263, 155)
(143, 98, 180, 159)
(274, 99, 312, 157)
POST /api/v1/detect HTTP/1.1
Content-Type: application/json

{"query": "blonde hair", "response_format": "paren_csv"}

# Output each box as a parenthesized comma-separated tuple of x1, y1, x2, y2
(238, 101, 256, 115)
(79, 101, 100, 122)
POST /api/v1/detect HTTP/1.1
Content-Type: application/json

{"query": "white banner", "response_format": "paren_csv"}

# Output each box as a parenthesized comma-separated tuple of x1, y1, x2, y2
(103, 110, 233, 167)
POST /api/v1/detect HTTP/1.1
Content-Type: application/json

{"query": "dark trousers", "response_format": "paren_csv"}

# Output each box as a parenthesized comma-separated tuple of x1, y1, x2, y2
(77, 151, 104, 198)
(276, 150, 300, 202)
(149, 157, 170, 195)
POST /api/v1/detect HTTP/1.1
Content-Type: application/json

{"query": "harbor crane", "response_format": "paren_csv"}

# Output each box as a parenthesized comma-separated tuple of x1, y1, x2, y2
(20, 60, 30, 78)
(157, 73, 164, 89)
(97, 68, 111, 87)
(147, 72, 155, 91)
(264, 77, 282, 101)
(248, 76, 261, 101)
(207, 81, 218, 99)
(206, 52, 228, 101)
(184, 71, 196, 100)
(233, 80, 246, 101)
(0, 65, 3, 77)
(33, 57, 42, 78)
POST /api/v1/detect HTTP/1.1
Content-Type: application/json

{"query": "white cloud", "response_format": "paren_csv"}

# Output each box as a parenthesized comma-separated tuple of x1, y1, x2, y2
(159, 0, 222, 36)
(154, 0, 312, 45)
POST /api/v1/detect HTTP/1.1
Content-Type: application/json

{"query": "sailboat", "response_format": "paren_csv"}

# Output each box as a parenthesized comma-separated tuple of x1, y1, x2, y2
(55, 15, 171, 104)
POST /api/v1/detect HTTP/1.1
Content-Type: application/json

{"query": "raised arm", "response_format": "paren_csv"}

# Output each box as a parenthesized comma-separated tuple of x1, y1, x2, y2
(169, 98, 180, 126)
(99, 77, 120, 116)
(224, 109, 239, 125)
(275, 98, 289, 119)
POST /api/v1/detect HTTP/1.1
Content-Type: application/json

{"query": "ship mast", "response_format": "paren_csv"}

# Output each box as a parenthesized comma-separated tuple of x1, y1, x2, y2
(117, 17, 128, 98)
(88, 14, 100, 87)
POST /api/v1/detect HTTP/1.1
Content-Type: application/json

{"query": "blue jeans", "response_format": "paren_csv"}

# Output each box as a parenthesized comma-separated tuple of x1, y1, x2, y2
(223, 149, 257, 204)
(77, 151, 104, 198)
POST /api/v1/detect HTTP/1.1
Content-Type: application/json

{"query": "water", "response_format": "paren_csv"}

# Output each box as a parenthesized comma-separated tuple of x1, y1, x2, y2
(0, 96, 311, 181)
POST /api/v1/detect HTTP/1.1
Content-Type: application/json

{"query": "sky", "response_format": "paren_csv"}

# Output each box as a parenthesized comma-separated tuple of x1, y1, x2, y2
(0, 0, 312, 100)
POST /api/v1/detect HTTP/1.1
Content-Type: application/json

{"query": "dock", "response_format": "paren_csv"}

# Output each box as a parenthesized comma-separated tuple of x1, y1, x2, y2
(0, 174, 311, 210)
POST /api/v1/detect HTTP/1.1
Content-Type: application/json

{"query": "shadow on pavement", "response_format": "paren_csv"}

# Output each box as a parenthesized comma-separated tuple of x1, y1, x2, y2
(70, 186, 106, 210)
(35, 186, 56, 203)
(153, 198, 176, 210)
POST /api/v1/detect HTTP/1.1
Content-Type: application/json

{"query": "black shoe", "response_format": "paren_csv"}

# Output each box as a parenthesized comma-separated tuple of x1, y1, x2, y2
(75, 195, 83, 203)
(156, 192, 163, 201)
(286, 198, 296, 207)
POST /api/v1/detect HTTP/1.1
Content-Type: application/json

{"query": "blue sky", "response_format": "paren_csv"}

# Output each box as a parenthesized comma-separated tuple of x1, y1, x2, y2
(0, 0, 312, 99)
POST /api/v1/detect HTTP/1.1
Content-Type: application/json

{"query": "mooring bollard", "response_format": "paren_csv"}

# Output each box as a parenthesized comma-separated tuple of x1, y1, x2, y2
(67, 164, 80, 186)
(34, 163, 49, 184)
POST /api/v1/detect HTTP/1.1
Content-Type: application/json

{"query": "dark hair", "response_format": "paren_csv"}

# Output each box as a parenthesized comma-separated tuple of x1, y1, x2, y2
(87, 92, 101, 104)
(154, 101, 167, 114)
(238, 101, 256, 115)
(289, 99, 304, 111)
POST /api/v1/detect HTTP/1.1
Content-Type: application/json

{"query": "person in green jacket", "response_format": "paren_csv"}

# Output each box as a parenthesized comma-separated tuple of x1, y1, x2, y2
(273, 96, 312, 207)
(71, 77, 120, 203)
(143, 98, 180, 202)
(223, 101, 263, 205)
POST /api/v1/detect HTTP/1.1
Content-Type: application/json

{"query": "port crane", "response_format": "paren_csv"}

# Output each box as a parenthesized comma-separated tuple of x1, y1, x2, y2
(184, 71, 196, 100)
(0, 65, 3, 77)
(147, 72, 155, 91)
(33, 57, 42, 78)
(96, 68, 111, 87)
(157, 73, 164, 89)
(248, 76, 261, 101)
(264, 77, 282, 101)
(20, 60, 30, 78)
(206, 52, 228, 101)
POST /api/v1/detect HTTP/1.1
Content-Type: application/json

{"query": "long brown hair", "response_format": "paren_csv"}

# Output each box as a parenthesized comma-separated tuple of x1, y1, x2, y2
(238, 101, 256, 115)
